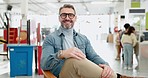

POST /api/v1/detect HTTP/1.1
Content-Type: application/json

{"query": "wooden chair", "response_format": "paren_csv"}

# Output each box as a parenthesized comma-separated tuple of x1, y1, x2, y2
(41, 69, 57, 78)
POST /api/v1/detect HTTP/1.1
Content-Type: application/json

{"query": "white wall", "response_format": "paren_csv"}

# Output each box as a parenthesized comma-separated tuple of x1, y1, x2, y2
(74, 15, 110, 44)
(141, 0, 148, 12)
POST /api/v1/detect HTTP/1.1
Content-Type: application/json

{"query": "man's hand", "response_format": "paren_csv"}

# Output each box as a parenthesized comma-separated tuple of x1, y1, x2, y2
(61, 47, 86, 60)
(99, 64, 114, 78)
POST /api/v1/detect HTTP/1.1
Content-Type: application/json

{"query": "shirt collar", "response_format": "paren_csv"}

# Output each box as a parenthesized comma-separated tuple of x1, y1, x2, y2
(57, 26, 77, 37)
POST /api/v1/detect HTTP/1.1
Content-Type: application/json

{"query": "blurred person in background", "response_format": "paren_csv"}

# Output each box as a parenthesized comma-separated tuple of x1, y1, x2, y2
(121, 23, 130, 61)
(115, 30, 122, 60)
(121, 26, 137, 70)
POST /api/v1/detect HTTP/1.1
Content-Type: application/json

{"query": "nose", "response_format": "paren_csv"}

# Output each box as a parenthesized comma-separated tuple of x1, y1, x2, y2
(65, 15, 70, 19)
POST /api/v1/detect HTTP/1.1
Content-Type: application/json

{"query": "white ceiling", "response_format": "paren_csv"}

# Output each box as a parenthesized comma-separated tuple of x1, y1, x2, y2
(0, 0, 124, 15)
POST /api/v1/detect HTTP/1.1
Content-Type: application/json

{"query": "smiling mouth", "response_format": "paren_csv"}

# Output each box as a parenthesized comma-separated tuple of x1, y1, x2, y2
(65, 21, 71, 23)
(63, 20, 72, 23)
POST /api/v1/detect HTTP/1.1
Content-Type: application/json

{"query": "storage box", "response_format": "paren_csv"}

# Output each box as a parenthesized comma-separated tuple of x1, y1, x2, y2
(7, 44, 34, 77)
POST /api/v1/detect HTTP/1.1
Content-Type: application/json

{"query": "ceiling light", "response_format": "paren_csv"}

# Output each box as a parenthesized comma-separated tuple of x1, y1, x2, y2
(91, 1, 111, 4)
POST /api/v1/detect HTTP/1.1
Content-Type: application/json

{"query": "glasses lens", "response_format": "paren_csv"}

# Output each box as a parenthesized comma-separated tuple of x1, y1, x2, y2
(60, 13, 66, 19)
(68, 13, 75, 19)
(60, 13, 75, 19)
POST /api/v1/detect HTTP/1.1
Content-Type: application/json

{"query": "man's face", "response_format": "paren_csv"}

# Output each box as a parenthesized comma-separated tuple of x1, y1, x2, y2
(59, 8, 76, 29)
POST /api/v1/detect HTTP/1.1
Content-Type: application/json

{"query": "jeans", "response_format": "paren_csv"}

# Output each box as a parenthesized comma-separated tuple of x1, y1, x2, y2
(123, 43, 133, 67)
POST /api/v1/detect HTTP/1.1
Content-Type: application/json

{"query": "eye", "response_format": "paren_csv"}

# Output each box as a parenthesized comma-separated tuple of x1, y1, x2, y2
(60, 13, 67, 19)
(60, 13, 67, 17)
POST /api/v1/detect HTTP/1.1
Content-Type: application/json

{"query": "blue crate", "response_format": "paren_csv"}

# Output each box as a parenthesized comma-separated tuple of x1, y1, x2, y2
(7, 44, 34, 77)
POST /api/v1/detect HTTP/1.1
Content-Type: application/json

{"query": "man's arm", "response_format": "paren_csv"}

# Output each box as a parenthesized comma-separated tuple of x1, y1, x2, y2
(41, 35, 60, 70)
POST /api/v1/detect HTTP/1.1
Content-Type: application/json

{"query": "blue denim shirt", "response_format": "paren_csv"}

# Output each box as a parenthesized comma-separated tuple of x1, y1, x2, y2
(41, 27, 108, 77)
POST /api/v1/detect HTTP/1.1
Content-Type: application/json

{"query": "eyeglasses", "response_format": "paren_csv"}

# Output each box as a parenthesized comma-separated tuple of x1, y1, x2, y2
(60, 13, 75, 19)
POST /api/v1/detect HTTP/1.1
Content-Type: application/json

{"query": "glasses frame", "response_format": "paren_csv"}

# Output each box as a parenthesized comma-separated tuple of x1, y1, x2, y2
(60, 13, 75, 19)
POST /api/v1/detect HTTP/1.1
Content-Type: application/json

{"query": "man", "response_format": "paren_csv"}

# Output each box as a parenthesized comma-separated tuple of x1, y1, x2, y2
(41, 4, 117, 78)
